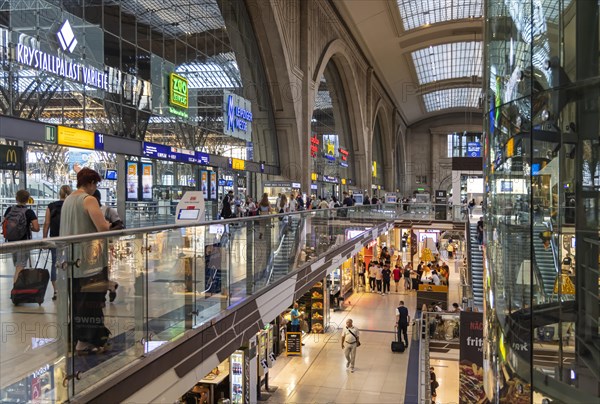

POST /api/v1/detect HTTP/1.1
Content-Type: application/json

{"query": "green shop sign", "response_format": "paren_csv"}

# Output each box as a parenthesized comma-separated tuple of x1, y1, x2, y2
(169, 73, 188, 109)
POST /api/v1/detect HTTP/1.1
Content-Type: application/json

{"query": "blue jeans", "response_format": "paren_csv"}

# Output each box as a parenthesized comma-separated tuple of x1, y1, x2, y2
(50, 248, 57, 282)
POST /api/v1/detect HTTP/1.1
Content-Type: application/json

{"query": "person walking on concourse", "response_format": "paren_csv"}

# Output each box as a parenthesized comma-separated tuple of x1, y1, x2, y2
(396, 300, 410, 348)
(341, 319, 360, 373)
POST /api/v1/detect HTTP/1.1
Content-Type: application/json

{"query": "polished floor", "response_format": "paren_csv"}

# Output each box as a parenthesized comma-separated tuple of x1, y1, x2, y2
(264, 255, 463, 404)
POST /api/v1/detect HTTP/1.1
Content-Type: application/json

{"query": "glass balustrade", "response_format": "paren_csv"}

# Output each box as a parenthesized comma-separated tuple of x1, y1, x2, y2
(0, 203, 463, 401)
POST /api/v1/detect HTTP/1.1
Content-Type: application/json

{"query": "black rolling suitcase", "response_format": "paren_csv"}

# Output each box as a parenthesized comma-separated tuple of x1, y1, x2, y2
(11, 251, 50, 306)
(391, 325, 405, 353)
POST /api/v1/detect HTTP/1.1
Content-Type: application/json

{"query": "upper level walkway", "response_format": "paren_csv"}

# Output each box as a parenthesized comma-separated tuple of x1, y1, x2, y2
(0, 203, 466, 403)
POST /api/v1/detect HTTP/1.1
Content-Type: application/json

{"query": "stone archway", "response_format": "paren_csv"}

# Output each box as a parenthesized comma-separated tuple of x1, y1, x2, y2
(373, 100, 395, 192)
(312, 39, 368, 189)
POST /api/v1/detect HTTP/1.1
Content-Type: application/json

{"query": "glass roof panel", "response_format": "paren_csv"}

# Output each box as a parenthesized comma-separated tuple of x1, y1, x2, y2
(422, 87, 481, 112)
(176, 52, 241, 89)
(119, 0, 225, 37)
(412, 41, 482, 85)
(397, 0, 483, 31)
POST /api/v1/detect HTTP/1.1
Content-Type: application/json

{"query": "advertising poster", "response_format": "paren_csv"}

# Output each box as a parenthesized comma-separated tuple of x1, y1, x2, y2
(210, 171, 217, 200)
(142, 163, 153, 201)
(200, 170, 209, 198)
(459, 311, 488, 404)
(126, 161, 139, 201)
(230, 351, 244, 404)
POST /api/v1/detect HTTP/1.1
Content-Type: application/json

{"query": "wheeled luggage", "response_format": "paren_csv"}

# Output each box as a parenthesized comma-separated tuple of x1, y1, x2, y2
(391, 325, 405, 352)
(11, 252, 50, 306)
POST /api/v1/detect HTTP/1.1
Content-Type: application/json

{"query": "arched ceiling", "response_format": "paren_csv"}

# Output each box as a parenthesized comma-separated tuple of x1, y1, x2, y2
(333, 0, 484, 127)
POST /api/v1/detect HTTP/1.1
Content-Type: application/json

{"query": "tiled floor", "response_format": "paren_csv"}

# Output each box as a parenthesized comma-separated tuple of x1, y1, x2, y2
(265, 291, 412, 404)
(264, 247, 467, 404)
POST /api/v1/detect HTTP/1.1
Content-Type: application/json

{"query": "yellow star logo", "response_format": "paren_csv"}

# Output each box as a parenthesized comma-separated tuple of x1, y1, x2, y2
(327, 142, 335, 155)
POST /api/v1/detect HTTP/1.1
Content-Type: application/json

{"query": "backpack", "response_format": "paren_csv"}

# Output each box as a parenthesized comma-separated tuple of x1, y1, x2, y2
(48, 201, 64, 237)
(3, 205, 28, 241)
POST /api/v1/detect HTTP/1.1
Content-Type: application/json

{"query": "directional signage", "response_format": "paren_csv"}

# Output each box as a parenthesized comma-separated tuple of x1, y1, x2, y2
(467, 142, 481, 157)
(143, 141, 210, 165)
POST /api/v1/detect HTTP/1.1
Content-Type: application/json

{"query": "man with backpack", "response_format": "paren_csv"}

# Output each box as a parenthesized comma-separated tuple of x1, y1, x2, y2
(43, 185, 72, 300)
(3, 189, 40, 283)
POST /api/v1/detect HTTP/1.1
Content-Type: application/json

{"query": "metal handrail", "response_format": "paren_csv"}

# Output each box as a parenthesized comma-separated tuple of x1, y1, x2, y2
(264, 219, 292, 286)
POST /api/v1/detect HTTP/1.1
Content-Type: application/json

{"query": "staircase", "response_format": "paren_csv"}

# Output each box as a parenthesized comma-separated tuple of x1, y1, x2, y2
(469, 223, 485, 310)
(269, 217, 301, 284)
(533, 224, 559, 299)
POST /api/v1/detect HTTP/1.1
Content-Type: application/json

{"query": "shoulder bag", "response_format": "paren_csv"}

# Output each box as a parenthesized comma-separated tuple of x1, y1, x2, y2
(347, 327, 361, 347)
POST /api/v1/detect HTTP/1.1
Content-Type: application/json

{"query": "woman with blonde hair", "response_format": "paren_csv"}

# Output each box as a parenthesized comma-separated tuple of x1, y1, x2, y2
(43, 184, 72, 300)
(258, 193, 271, 215)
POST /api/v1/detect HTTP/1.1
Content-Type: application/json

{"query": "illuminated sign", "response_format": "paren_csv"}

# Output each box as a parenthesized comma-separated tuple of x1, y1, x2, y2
(224, 92, 253, 141)
(310, 135, 320, 158)
(341, 178, 346, 185)
(468, 142, 481, 157)
(339, 147, 349, 167)
(325, 141, 336, 160)
(57, 126, 104, 150)
(0, 145, 24, 171)
(16, 22, 108, 91)
(323, 175, 338, 183)
(311, 172, 318, 181)
(142, 141, 209, 165)
(231, 158, 245, 171)
(372, 161, 377, 178)
(169, 73, 188, 109)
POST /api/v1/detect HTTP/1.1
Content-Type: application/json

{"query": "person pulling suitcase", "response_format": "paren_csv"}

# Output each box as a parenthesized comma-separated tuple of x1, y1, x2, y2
(395, 300, 410, 348)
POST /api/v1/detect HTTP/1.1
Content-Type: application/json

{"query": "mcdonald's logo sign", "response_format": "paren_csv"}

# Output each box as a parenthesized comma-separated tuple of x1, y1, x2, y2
(0, 145, 24, 171)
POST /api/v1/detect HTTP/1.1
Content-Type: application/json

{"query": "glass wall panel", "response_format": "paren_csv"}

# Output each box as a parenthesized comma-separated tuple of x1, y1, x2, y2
(484, 0, 598, 402)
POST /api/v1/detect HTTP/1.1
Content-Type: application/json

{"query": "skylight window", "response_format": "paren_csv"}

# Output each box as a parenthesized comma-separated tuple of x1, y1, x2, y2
(422, 87, 481, 112)
(397, 0, 483, 31)
(176, 53, 241, 89)
(412, 41, 482, 85)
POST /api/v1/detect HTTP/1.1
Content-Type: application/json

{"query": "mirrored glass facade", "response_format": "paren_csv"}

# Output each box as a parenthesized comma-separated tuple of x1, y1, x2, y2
(0, 0, 278, 164)
(484, 0, 599, 402)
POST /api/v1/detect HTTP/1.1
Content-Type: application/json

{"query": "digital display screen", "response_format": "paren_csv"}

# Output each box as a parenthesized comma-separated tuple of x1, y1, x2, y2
(177, 209, 200, 220)
(105, 170, 117, 180)
(532, 163, 541, 175)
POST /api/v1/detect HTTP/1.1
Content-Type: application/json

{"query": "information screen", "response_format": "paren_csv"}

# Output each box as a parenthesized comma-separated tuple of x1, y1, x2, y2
(177, 209, 200, 220)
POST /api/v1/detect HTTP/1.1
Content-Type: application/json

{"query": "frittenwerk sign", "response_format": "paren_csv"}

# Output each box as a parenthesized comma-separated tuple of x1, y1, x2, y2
(223, 91, 252, 141)
(14, 20, 108, 91)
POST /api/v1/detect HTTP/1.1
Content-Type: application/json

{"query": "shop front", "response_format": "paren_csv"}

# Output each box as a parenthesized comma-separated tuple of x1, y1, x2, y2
(178, 348, 250, 404)
(262, 181, 302, 206)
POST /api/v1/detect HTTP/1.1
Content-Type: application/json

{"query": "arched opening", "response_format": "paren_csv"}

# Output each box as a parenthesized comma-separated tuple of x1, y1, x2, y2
(310, 61, 355, 200)
(371, 116, 385, 198)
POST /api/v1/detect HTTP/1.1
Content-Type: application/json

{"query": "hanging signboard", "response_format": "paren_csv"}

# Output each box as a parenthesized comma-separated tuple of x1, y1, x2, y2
(467, 142, 481, 157)
(223, 92, 253, 141)
(0, 145, 24, 171)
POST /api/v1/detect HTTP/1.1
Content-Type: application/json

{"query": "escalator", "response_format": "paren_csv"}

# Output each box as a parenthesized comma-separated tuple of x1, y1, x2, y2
(469, 223, 485, 310)
(269, 217, 301, 283)
(533, 223, 559, 300)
